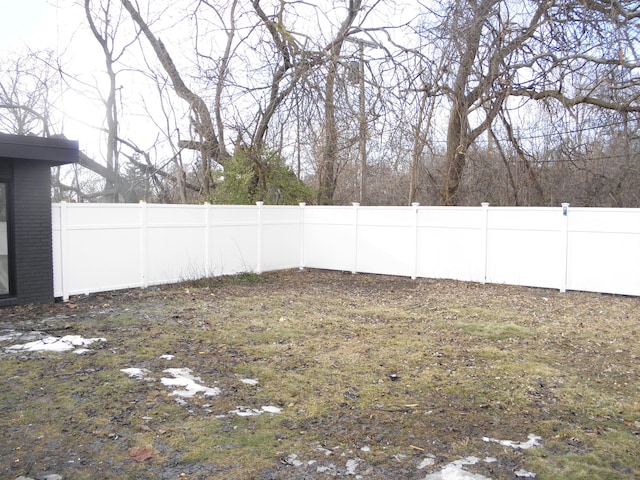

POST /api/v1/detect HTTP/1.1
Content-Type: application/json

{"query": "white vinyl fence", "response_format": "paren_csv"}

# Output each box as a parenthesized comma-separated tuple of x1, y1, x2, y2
(52, 202, 640, 299)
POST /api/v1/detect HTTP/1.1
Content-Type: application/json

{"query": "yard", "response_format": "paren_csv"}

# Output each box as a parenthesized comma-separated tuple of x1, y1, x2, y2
(1, 269, 639, 479)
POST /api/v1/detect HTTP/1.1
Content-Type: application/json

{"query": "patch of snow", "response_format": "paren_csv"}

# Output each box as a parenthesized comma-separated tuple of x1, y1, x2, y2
(360, 445, 371, 452)
(346, 458, 360, 475)
(418, 457, 436, 469)
(482, 434, 541, 450)
(229, 405, 282, 416)
(21, 475, 63, 480)
(261, 405, 282, 414)
(19, 474, 63, 480)
(286, 454, 304, 467)
(241, 378, 259, 385)
(422, 462, 492, 480)
(515, 470, 536, 478)
(315, 447, 333, 456)
(121, 368, 150, 379)
(230, 406, 262, 416)
(159, 354, 174, 360)
(7, 335, 105, 353)
(161, 368, 221, 398)
(422, 457, 492, 480)
(421, 454, 538, 480)
(317, 465, 333, 473)
(0, 330, 18, 342)
(0, 331, 47, 347)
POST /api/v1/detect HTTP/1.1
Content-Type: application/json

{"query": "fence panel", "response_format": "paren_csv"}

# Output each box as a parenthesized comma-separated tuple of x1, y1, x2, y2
(145, 205, 208, 285)
(207, 206, 259, 276)
(566, 208, 640, 296)
(51, 203, 640, 299)
(302, 206, 356, 271)
(485, 207, 563, 289)
(356, 207, 415, 277)
(260, 205, 303, 273)
(416, 207, 485, 282)
(53, 203, 143, 297)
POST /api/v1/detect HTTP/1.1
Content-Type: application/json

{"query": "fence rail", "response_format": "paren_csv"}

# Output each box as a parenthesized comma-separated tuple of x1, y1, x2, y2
(52, 202, 640, 299)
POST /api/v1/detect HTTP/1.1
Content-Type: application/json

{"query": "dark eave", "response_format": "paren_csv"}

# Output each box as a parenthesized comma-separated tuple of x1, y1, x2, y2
(0, 133, 79, 166)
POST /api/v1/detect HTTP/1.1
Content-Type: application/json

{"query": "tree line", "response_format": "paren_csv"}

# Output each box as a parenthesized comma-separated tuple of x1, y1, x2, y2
(1, 0, 639, 206)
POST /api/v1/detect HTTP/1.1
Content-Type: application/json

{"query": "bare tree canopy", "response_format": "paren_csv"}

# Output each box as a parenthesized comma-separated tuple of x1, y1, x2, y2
(1, 0, 638, 206)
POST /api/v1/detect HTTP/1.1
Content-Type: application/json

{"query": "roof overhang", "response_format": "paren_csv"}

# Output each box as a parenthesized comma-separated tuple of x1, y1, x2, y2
(0, 133, 79, 166)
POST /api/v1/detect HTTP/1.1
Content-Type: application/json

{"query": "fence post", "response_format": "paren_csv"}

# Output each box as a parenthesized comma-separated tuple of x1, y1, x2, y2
(59, 201, 70, 301)
(256, 201, 264, 274)
(299, 202, 306, 271)
(139, 201, 148, 288)
(560, 203, 570, 292)
(481, 202, 490, 284)
(411, 202, 420, 279)
(352, 202, 360, 274)
(204, 203, 211, 278)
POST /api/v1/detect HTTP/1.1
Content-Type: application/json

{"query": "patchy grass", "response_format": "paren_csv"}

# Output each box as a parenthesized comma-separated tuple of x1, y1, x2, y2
(1, 270, 640, 479)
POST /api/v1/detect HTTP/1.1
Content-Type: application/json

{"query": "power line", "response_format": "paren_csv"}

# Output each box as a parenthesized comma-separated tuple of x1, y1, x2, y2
(419, 118, 638, 145)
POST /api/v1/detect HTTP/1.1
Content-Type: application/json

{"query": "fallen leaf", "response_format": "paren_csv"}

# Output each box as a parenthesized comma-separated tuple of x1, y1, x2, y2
(130, 447, 154, 462)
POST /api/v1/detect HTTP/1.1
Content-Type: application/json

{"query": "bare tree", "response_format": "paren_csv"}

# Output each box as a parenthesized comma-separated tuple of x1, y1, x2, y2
(316, 0, 363, 204)
(0, 51, 60, 136)
(84, 0, 144, 201)
(429, 0, 640, 204)
(7, 0, 640, 207)
(120, 0, 229, 196)
(119, 0, 321, 201)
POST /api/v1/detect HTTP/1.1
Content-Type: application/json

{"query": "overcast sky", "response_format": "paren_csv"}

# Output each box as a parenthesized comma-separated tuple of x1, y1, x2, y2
(1, 0, 111, 155)
(1, 0, 61, 53)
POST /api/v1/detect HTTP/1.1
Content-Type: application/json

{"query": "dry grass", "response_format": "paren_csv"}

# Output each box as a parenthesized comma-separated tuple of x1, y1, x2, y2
(1, 269, 639, 479)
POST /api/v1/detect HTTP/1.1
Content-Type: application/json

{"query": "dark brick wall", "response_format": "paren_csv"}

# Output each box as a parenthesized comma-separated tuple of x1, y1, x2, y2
(0, 159, 54, 306)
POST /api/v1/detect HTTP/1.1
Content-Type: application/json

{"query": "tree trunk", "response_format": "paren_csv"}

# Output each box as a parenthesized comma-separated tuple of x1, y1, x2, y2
(318, 58, 338, 205)
(317, 0, 362, 205)
(441, 96, 471, 206)
(85, 0, 120, 202)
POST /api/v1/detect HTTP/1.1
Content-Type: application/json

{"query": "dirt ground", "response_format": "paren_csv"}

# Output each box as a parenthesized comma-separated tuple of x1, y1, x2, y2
(1, 269, 639, 480)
